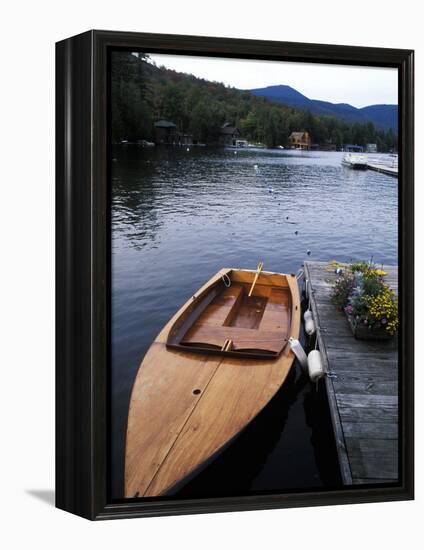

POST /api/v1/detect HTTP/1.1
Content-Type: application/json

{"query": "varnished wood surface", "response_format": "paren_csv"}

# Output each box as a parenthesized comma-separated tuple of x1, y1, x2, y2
(144, 353, 290, 496)
(183, 325, 287, 353)
(182, 281, 291, 353)
(168, 271, 295, 357)
(304, 261, 398, 485)
(125, 269, 300, 497)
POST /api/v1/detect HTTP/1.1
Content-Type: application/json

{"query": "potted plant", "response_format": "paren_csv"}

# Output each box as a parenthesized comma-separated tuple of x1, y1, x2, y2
(330, 261, 398, 341)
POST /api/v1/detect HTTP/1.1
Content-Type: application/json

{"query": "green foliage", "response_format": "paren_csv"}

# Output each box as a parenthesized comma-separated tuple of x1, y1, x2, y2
(350, 261, 370, 273)
(361, 275, 385, 298)
(331, 272, 356, 309)
(111, 52, 154, 142)
(111, 52, 398, 150)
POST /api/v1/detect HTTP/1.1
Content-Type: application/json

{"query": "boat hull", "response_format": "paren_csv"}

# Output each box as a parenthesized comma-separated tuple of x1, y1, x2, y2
(125, 268, 301, 498)
(342, 153, 368, 170)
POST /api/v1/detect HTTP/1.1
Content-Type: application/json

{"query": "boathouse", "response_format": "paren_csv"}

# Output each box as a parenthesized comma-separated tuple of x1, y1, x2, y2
(343, 144, 364, 152)
(154, 120, 193, 146)
(288, 131, 311, 150)
(154, 120, 178, 144)
(179, 133, 193, 146)
(219, 123, 241, 147)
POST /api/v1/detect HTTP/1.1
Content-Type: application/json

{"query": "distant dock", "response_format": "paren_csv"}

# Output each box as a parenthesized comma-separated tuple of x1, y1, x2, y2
(303, 261, 398, 485)
(367, 162, 398, 177)
(341, 155, 398, 177)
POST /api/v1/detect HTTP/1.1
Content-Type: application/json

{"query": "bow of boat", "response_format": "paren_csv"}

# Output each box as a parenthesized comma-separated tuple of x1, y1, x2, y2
(125, 268, 301, 497)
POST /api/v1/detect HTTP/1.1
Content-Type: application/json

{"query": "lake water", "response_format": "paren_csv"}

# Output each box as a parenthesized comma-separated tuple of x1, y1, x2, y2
(111, 146, 398, 499)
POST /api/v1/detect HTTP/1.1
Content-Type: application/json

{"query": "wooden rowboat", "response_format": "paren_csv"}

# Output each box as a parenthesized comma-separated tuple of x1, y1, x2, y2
(125, 267, 301, 498)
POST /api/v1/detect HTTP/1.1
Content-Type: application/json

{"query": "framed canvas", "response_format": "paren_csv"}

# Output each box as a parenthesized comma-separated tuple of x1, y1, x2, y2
(56, 30, 414, 520)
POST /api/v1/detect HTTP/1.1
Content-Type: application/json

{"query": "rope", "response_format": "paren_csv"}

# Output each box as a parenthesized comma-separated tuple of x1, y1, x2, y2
(302, 270, 330, 381)
(307, 279, 312, 310)
(221, 273, 231, 287)
(304, 276, 319, 350)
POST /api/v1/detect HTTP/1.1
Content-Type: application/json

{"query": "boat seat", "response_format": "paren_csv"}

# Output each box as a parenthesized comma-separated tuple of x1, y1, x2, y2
(181, 324, 287, 354)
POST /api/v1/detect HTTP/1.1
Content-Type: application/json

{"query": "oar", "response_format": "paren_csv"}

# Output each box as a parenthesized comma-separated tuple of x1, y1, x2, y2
(221, 339, 233, 352)
(248, 261, 264, 297)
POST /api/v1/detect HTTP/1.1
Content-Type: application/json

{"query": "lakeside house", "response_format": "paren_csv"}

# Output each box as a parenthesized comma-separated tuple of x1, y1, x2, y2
(154, 120, 193, 146)
(288, 131, 311, 150)
(366, 143, 378, 153)
(154, 120, 178, 144)
(179, 133, 194, 146)
(219, 123, 241, 147)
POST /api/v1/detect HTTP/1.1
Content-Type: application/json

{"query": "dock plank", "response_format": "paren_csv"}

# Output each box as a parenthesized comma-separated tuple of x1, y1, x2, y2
(304, 261, 398, 485)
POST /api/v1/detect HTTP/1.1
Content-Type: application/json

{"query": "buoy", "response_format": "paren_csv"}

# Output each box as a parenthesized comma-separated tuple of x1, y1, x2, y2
(254, 164, 258, 170)
(307, 250, 311, 256)
(288, 337, 308, 373)
(308, 350, 325, 383)
(295, 230, 298, 235)
(268, 187, 273, 193)
(303, 309, 316, 335)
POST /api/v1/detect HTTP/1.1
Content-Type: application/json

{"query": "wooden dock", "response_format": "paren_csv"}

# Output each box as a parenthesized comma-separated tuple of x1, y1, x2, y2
(367, 162, 398, 177)
(303, 261, 398, 485)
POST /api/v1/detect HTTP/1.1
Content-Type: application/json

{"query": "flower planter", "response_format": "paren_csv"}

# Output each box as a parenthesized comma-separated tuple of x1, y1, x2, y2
(331, 261, 398, 341)
(345, 312, 394, 341)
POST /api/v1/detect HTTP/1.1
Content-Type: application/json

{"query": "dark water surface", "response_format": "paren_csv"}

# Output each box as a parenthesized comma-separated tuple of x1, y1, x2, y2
(111, 146, 398, 499)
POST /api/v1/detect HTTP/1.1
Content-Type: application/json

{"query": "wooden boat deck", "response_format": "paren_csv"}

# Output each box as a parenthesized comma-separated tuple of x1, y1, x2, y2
(303, 261, 398, 485)
(182, 283, 291, 354)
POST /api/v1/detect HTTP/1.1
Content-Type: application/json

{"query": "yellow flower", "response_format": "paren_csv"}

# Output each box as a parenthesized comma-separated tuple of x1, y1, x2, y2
(367, 287, 398, 333)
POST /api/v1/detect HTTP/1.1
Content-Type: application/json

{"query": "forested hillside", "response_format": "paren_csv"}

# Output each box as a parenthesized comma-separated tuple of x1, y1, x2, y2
(111, 52, 397, 151)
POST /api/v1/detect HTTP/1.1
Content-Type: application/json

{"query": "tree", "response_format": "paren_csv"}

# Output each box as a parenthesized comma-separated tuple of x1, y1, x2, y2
(110, 53, 398, 150)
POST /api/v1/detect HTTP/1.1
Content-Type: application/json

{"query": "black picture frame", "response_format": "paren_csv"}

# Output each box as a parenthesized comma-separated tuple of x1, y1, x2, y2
(56, 30, 414, 520)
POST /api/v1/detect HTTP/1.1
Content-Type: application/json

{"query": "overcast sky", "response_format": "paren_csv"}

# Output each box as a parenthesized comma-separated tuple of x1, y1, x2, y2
(148, 54, 398, 108)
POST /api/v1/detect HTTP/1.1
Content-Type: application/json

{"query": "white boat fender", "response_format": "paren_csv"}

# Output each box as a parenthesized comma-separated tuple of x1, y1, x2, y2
(288, 337, 308, 373)
(308, 350, 326, 383)
(304, 279, 309, 299)
(303, 309, 316, 335)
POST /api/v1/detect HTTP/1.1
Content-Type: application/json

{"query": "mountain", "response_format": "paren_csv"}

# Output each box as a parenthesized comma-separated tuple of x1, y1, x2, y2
(359, 104, 398, 132)
(248, 85, 397, 132)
